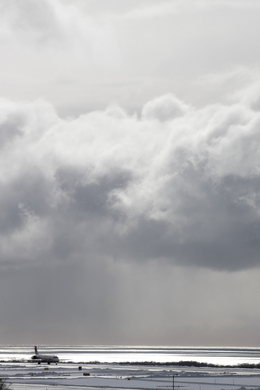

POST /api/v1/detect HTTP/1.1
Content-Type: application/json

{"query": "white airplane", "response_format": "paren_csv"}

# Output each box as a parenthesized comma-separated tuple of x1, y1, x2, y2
(31, 346, 59, 364)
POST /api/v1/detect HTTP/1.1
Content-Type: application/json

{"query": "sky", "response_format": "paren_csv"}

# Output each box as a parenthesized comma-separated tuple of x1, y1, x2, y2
(1, 0, 260, 347)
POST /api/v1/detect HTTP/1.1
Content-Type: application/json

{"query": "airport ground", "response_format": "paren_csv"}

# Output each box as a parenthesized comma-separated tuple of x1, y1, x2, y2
(2, 360, 260, 390)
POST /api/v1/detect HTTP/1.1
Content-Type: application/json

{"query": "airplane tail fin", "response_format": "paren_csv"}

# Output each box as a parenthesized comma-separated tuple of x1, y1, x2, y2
(34, 346, 38, 355)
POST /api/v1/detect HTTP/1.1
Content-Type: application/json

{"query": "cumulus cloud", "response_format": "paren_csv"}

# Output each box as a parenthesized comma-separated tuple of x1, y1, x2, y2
(141, 93, 189, 121)
(0, 91, 260, 273)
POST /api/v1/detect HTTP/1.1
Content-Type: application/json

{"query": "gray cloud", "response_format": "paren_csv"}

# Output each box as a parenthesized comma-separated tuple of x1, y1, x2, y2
(0, 93, 260, 273)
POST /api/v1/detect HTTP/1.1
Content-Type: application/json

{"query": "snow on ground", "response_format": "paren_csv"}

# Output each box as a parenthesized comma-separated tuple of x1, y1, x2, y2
(1, 361, 260, 390)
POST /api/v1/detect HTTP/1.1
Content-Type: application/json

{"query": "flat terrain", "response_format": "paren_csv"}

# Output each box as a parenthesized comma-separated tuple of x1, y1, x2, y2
(1, 361, 260, 390)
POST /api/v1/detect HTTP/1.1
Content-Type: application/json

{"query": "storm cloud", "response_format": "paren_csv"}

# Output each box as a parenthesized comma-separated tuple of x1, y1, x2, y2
(0, 93, 260, 272)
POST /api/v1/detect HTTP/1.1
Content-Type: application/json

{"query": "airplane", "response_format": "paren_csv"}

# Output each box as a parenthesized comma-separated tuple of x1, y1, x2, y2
(31, 346, 59, 364)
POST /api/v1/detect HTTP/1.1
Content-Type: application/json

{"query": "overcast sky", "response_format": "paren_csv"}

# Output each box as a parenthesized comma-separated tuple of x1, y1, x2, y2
(1, 0, 260, 347)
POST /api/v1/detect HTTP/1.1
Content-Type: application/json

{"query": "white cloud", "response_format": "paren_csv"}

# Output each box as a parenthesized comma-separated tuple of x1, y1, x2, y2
(142, 93, 189, 121)
(1, 0, 260, 115)
(0, 0, 120, 113)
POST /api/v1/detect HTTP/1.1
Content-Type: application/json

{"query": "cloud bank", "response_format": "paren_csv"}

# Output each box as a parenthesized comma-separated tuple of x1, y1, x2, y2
(0, 91, 260, 273)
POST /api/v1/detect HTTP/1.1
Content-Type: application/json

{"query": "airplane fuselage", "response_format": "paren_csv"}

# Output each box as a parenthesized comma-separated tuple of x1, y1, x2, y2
(31, 346, 59, 364)
(31, 354, 59, 364)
